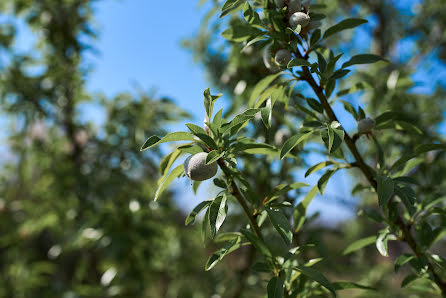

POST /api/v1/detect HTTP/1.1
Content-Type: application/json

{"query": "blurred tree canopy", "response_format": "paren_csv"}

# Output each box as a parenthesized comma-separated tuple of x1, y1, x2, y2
(0, 0, 445, 297)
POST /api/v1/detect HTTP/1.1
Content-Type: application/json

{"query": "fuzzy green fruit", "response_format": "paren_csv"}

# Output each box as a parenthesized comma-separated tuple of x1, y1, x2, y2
(275, 49, 292, 66)
(289, 12, 310, 29)
(357, 117, 376, 133)
(263, 44, 279, 72)
(184, 152, 218, 181)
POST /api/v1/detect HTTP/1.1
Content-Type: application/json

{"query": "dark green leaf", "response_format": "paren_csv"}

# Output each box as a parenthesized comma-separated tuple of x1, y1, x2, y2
(394, 254, 415, 273)
(306, 98, 323, 113)
(140, 132, 195, 151)
(280, 131, 314, 159)
(323, 18, 368, 39)
(185, 200, 212, 226)
(377, 175, 394, 206)
(206, 150, 224, 165)
(401, 274, 418, 288)
(209, 195, 228, 237)
(243, 2, 260, 25)
(266, 207, 293, 245)
(287, 58, 311, 68)
(155, 165, 184, 201)
(342, 54, 387, 68)
(205, 238, 243, 270)
(317, 169, 337, 195)
(186, 123, 219, 149)
(249, 73, 283, 106)
(267, 276, 284, 298)
(222, 24, 262, 42)
(294, 265, 336, 297)
(332, 281, 375, 291)
(305, 161, 334, 177)
(241, 229, 272, 258)
(220, 0, 246, 18)
(342, 236, 376, 255)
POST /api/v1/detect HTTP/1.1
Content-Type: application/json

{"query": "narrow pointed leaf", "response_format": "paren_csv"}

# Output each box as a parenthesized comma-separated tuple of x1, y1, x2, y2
(140, 132, 195, 151)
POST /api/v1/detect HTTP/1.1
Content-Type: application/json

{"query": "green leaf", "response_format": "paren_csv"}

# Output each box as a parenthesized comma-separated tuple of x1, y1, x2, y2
(249, 73, 282, 106)
(205, 238, 244, 270)
(159, 149, 182, 176)
(332, 281, 375, 291)
(140, 132, 195, 151)
(222, 24, 262, 42)
(203, 88, 222, 119)
(293, 265, 336, 297)
(317, 169, 337, 195)
(342, 54, 387, 68)
(337, 82, 368, 97)
(280, 131, 314, 159)
(377, 175, 394, 206)
(316, 52, 327, 73)
(323, 18, 368, 39)
(310, 29, 321, 47)
(342, 236, 376, 255)
(241, 229, 272, 258)
(209, 195, 228, 238)
(243, 2, 260, 25)
(328, 121, 344, 153)
(206, 150, 224, 165)
(266, 207, 293, 245)
(330, 69, 350, 80)
(401, 274, 418, 288)
(287, 58, 311, 68)
(154, 164, 184, 201)
(261, 105, 272, 129)
(186, 123, 219, 149)
(394, 254, 415, 273)
(267, 276, 284, 298)
(390, 143, 446, 171)
(185, 200, 212, 226)
(305, 161, 334, 177)
(306, 98, 324, 113)
(221, 108, 260, 135)
(177, 143, 204, 154)
(340, 100, 359, 120)
(220, 0, 246, 18)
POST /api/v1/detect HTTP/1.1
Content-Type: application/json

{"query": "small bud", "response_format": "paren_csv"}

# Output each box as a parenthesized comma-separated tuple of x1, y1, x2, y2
(289, 12, 310, 29)
(274, 0, 285, 9)
(184, 152, 218, 181)
(357, 117, 376, 133)
(274, 49, 292, 66)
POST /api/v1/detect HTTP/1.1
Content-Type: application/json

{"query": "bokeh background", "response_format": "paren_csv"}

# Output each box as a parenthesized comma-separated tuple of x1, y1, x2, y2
(0, 0, 445, 297)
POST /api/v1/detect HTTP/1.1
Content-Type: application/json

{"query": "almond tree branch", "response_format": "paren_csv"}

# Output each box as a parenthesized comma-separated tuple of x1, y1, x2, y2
(295, 53, 446, 293)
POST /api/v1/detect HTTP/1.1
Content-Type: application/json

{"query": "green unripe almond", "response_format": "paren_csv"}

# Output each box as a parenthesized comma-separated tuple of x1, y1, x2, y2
(357, 117, 376, 133)
(275, 49, 292, 66)
(289, 12, 310, 29)
(183, 152, 218, 181)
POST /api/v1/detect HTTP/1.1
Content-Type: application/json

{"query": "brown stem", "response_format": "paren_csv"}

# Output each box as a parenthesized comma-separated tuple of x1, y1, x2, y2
(297, 56, 446, 293)
(217, 160, 264, 241)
